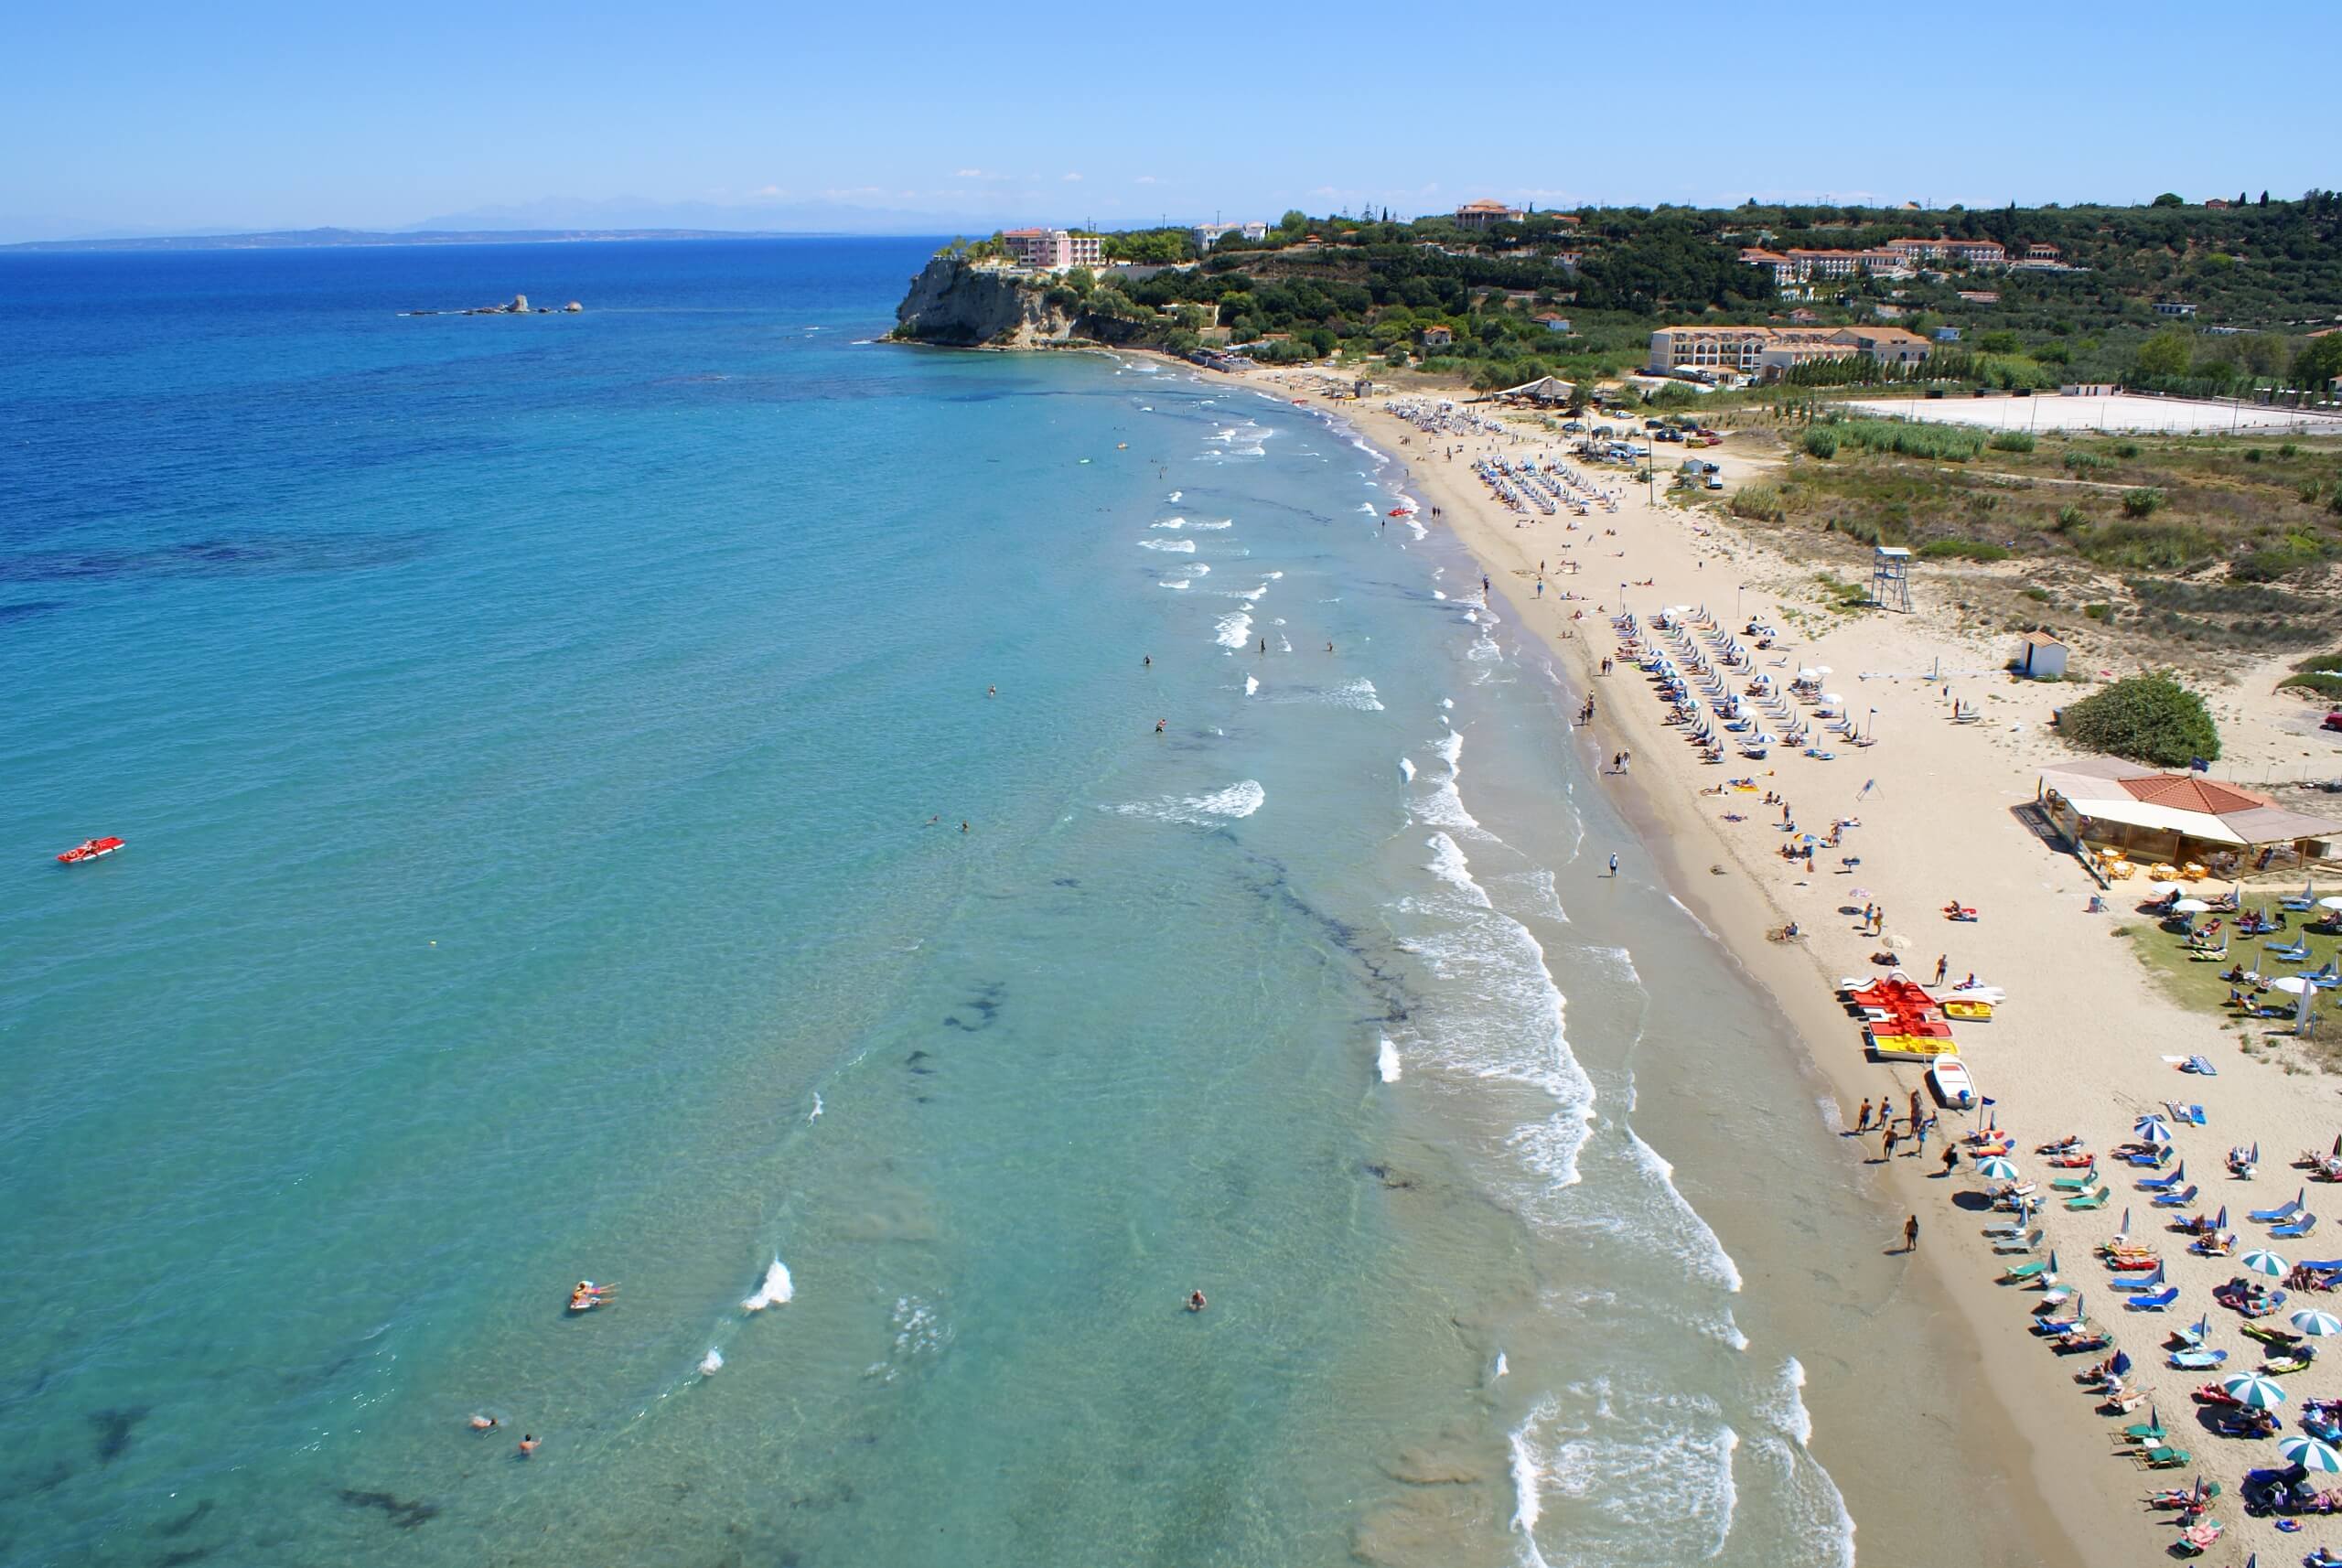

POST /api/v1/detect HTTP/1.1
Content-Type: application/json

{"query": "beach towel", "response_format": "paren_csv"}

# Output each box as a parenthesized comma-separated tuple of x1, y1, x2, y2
(2182, 1056, 2218, 1076)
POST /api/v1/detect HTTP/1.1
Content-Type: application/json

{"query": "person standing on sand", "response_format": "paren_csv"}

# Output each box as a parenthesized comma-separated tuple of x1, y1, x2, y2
(1881, 1126, 1898, 1162)
(1608, 853, 1619, 877)
(1903, 1215, 1919, 1252)
(1908, 1090, 1922, 1130)
(1854, 1097, 1872, 1133)
(1934, 953, 1949, 986)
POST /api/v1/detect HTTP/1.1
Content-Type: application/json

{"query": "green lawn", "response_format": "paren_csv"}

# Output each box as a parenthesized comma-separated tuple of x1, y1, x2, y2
(2122, 901, 2342, 1023)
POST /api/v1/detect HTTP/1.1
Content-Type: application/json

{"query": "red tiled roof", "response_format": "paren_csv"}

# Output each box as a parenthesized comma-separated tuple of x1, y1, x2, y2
(2117, 775, 2276, 815)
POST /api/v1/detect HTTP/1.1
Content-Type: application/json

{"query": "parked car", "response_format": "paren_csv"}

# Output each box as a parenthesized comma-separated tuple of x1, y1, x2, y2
(2323, 710, 2342, 733)
(1705, 475, 1724, 490)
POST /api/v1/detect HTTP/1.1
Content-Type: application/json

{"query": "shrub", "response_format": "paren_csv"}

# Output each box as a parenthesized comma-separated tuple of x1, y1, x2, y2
(2302, 482, 2325, 504)
(1802, 427, 1840, 459)
(1989, 432, 2036, 453)
(2076, 520, 2215, 570)
(2083, 602, 2113, 621)
(1918, 539, 2011, 561)
(1730, 484, 1786, 522)
(1833, 419, 1987, 461)
(2230, 541, 2330, 583)
(2055, 503, 2088, 532)
(2111, 440, 2142, 458)
(2247, 449, 2265, 463)
(2057, 673, 2219, 766)
(2023, 585, 2052, 603)
(2279, 650, 2342, 702)
(2064, 451, 2110, 474)
(2122, 487, 2167, 519)
(2281, 443, 2302, 458)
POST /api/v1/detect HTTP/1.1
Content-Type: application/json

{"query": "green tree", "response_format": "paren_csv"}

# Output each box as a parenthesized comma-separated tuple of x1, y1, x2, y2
(2294, 332, 2342, 391)
(2057, 673, 2219, 766)
(2132, 328, 2193, 381)
(2151, 192, 2184, 208)
(1279, 209, 1309, 235)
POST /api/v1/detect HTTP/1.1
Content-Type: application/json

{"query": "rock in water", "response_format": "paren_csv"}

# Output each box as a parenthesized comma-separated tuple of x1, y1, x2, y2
(564, 301, 582, 313)
(510, 294, 529, 313)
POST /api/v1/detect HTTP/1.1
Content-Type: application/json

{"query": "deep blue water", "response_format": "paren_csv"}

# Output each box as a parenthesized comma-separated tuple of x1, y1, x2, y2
(0, 239, 1871, 1568)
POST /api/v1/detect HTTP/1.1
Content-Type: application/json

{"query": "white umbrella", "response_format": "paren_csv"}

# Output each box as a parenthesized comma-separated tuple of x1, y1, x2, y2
(2148, 881, 2186, 897)
(2172, 898, 2212, 914)
(1813, 665, 1832, 674)
(2222, 1373, 2289, 1409)
(2283, 1436, 2342, 1472)
(2293, 1309, 2342, 1337)
(2241, 1250, 2289, 1277)
(1822, 692, 1845, 705)
(2319, 897, 2342, 911)
(2273, 976, 2315, 995)
(1976, 1155, 2019, 1179)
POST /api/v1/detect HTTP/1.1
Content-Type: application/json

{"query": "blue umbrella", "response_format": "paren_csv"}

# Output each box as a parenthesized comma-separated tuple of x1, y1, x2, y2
(2139, 1121, 2175, 1144)
(1976, 1155, 2019, 1180)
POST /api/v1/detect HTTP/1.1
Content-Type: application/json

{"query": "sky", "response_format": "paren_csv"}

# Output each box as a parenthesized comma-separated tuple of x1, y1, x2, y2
(5, 0, 2337, 242)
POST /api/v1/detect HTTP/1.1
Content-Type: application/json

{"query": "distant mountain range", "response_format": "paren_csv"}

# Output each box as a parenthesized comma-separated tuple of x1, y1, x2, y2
(0, 197, 1047, 252)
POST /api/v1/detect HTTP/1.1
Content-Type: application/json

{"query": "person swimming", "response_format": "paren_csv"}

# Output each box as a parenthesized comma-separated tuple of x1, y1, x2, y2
(469, 1413, 500, 1431)
(1187, 1290, 1207, 1312)
(519, 1434, 539, 1456)
(1155, 719, 1166, 734)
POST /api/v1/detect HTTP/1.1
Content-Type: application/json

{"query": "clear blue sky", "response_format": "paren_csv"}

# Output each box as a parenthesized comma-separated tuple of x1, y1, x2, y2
(5, 0, 2336, 240)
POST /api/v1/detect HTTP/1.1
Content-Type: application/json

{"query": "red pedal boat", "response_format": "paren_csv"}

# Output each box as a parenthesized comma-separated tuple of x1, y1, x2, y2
(57, 836, 125, 865)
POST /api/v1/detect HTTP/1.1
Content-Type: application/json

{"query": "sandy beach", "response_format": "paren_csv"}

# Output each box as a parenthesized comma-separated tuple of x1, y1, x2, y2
(1224, 359, 2342, 1565)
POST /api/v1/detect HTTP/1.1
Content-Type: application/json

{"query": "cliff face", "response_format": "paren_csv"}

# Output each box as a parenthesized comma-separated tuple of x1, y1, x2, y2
(893, 255, 1149, 349)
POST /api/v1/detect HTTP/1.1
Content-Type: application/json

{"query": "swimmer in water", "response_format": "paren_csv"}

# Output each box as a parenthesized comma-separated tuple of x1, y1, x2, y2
(961, 821, 969, 833)
(1187, 1290, 1207, 1312)
(519, 1434, 539, 1456)
(1155, 718, 1166, 733)
(1326, 642, 1334, 653)
(1143, 655, 1151, 666)
(470, 1413, 500, 1431)
(987, 685, 996, 697)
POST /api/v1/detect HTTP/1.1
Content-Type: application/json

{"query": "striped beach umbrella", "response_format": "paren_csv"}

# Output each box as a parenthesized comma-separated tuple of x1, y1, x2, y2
(2241, 1250, 2289, 1278)
(2281, 1437, 2342, 1473)
(2138, 1120, 2175, 1144)
(1976, 1155, 2019, 1180)
(2291, 1309, 2342, 1337)
(2221, 1373, 2289, 1409)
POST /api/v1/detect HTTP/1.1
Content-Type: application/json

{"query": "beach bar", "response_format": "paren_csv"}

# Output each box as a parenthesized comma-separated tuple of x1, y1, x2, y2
(2037, 757, 2341, 875)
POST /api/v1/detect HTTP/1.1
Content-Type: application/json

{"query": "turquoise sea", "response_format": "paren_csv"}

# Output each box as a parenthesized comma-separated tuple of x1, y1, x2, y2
(2, 240, 1923, 1567)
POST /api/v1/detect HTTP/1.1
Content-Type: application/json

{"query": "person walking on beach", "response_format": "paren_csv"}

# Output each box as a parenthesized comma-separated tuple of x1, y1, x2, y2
(1908, 1090, 1922, 1131)
(1940, 1144, 1960, 1177)
(1854, 1097, 1873, 1133)
(1913, 1118, 1930, 1157)
(1881, 1126, 1898, 1162)
(1608, 853, 1619, 878)
(1903, 1215, 1920, 1252)
(1934, 953, 1950, 986)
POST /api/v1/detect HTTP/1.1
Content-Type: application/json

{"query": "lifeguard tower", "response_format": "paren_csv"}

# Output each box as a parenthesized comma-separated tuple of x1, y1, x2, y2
(1870, 545, 1913, 613)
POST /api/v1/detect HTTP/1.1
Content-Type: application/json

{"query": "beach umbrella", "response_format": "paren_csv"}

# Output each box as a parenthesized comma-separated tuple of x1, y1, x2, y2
(2274, 976, 2315, 995)
(2120, 1205, 2133, 1237)
(2282, 1437, 2342, 1473)
(2138, 1120, 2175, 1144)
(2241, 1250, 2289, 1277)
(1976, 1155, 2019, 1179)
(2135, 1112, 2168, 1130)
(2215, 1205, 2229, 1230)
(2172, 898, 2211, 914)
(2319, 896, 2342, 911)
(2292, 1309, 2342, 1337)
(2149, 881, 2186, 897)
(2227, 1380, 2293, 1417)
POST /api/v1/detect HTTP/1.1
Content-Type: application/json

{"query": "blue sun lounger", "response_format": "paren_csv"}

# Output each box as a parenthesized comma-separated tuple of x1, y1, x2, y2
(2272, 1214, 2320, 1240)
(2168, 1347, 2228, 1369)
(2152, 1184, 2200, 1208)
(2124, 1285, 2181, 1311)
(2251, 1190, 2307, 1224)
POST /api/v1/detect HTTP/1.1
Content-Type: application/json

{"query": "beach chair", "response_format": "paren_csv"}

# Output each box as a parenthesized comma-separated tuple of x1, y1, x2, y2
(2273, 1213, 2321, 1240)
(2153, 1184, 2201, 1209)
(2067, 1188, 2111, 1211)
(2135, 1444, 2191, 1469)
(2115, 1416, 2165, 1446)
(2139, 1163, 2188, 1191)
(2051, 1172, 2100, 1192)
(1993, 1228, 2047, 1254)
(2125, 1286, 2181, 1311)
(2170, 1313, 2214, 1350)
(2110, 1264, 2168, 1293)
(2167, 1347, 2227, 1369)
(2267, 940, 2312, 962)
(2250, 1190, 2306, 1224)
(2000, 1258, 2051, 1283)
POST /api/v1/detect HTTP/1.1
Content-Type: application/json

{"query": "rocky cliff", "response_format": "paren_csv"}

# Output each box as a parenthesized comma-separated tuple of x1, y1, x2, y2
(892, 255, 1150, 349)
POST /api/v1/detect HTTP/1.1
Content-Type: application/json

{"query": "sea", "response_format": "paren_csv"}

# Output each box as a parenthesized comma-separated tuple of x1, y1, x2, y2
(1, 238, 1923, 1567)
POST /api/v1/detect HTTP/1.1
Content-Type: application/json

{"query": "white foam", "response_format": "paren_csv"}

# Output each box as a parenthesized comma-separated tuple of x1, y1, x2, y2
(1112, 779, 1265, 826)
(1244, 674, 1260, 696)
(1497, 868, 1570, 925)
(808, 1093, 823, 1123)
(1399, 757, 1417, 782)
(1151, 516, 1187, 530)
(1424, 833, 1489, 904)
(741, 1257, 793, 1311)
(1358, 502, 1378, 514)
(1326, 677, 1385, 712)
(1139, 537, 1197, 553)
(1377, 1037, 1402, 1082)
(1166, 489, 1182, 501)
(1192, 518, 1233, 530)
(1509, 1407, 1549, 1541)
(1522, 1383, 1738, 1561)
(1214, 611, 1253, 650)
(1623, 1129, 1745, 1292)
(698, 1348, 724, 1377)
(1494, 1350, 1509, 1379)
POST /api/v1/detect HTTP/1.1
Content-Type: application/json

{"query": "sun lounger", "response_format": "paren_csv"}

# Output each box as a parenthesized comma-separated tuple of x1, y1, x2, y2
(1993, 1229, 2047, 1254)
(1999, 1258, 2051, 1283)
(2110, 1266, 2167, 1292)
(2066, 1189, 2111, 1211)
(2251, 1190, 2307, 1223)
(2051, 1173, 2099, 1192)
(2135, 1444, 2191, 1468)
(2153, 1184, 2201, 1208)
(2167, 1348, 2228, 1369)
(2116, 1418, 2166, 1445)
(2139, 1165, 2187, 1191)
(2125, 1286, 2181, 1311)
(2273, 1213, 2321, 1239)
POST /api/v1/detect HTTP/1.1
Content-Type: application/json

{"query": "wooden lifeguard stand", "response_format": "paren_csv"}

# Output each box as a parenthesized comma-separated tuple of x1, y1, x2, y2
(1870, 545, 1913, 613)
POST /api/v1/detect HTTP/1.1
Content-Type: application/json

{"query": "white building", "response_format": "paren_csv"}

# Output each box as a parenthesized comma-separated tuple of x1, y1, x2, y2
(1190, 221, 1269, 252)
(2017, 632, 2068, 680)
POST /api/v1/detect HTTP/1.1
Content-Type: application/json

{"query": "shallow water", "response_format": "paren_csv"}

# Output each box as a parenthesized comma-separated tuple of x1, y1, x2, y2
(2, 239, 1903, 1567)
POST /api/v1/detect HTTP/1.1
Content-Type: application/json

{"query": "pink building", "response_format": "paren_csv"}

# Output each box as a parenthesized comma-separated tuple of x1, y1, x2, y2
(1003, 228, 1105, 273)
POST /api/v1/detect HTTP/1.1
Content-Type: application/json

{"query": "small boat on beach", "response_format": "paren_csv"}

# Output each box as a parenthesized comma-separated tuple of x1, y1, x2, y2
(1930, 1058, 1977, 1109)
(57, 836, 125, 865)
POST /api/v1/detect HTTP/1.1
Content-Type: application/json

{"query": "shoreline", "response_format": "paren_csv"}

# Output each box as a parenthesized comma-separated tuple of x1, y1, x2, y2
(1269, 372, 2140, 1565)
